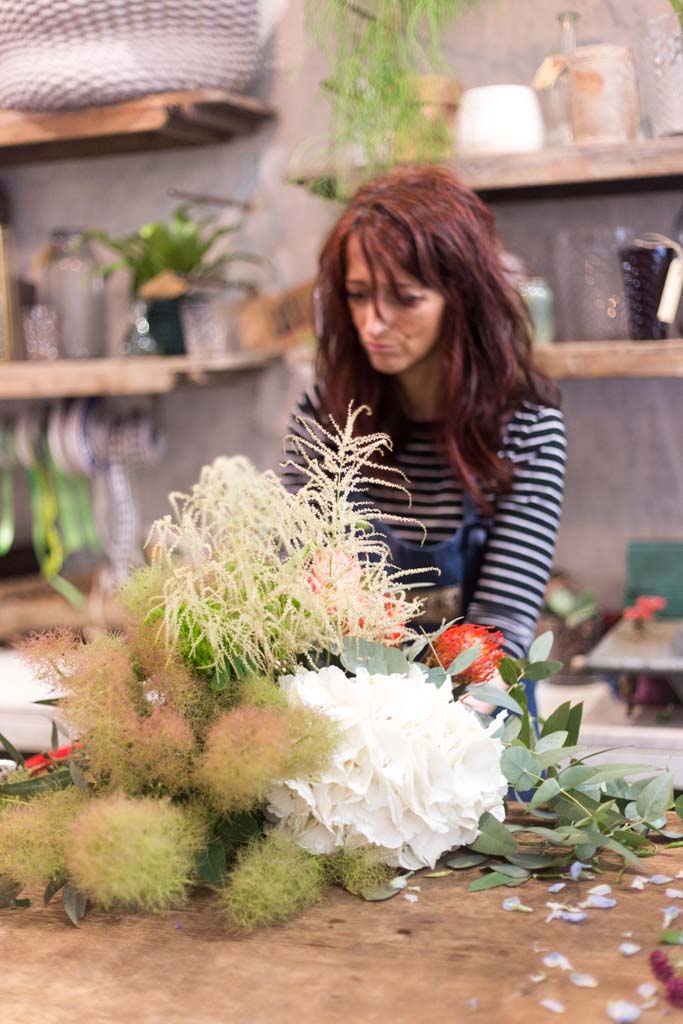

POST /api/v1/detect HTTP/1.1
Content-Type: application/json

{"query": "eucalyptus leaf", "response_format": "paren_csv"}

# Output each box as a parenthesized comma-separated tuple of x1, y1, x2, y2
(675, 794, 683, 822)
(660, 930, 683, 945)
(490, 863, 530, 879)
(535, 731, 569, 754)
(498, 657, 521, 688)
(470, 812, 517, 856)
(62, 884, 88, 927)
(465, 683, 522, 715)
(636, 773, 674, 823)
(575, 844, 597, 860)
(523, 660, 563, 682)
(558, 764, 596, 789)
(566, 703, 583, 746)
(360, 884, 401, 901)
(468, 871, 520, 893)
(534, 746, 584, 771)
(503, 716, 522, 742)
(529, 631, 554, 664)
(583, 764, 657, 787)
(505, 852, 557, 870)
(541, 701, 571, 738)
(425, 665, 449, 689)
(501, 747, 542, 789)
(445, 852, 489, 870)
(69, 760, 89, 793)
(529, 777, 562, 810)
(447, 643, 482, 677)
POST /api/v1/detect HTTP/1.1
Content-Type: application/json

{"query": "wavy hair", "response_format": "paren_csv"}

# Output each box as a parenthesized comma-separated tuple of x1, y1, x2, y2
(314, 165, 560, 512)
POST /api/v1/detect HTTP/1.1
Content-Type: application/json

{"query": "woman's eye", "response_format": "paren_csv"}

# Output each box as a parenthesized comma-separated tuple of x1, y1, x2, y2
(346, 291, 368, 302)
(398, 294, 421, 306)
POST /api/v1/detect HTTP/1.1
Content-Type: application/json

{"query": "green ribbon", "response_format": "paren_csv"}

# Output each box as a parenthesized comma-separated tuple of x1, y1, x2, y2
(0, 468, 14, 556)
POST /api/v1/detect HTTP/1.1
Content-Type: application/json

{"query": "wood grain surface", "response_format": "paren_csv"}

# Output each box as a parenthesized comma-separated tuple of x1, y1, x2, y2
(2, 828, 682, 1023)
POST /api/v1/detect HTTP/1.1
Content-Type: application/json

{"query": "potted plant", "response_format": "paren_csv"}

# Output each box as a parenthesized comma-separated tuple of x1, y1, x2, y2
(89, 204, 262, 356)
(303, 0, 476, 196)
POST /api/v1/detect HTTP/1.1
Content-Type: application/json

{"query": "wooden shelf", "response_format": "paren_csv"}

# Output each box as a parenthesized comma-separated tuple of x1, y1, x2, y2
(292, 137, 683, 200)
(534, 339, 683, 380)
(0, 573, 125, 641)
(0, 90, 275, 165)
(0, 352, 275, 399)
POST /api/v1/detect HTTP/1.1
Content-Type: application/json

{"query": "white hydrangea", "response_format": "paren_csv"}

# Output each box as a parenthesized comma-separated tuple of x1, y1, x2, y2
(267, 665, 507, 870)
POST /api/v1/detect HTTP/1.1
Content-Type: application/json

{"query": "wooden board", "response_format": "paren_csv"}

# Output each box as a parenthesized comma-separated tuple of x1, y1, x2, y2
(534, 339, 683, 380)
(0, 573, 125, 641)
(0, 90, 275, 165)
(0, 352, 274, 399)
(2, 825, 681, 1023)
(292, 137, 683, 199)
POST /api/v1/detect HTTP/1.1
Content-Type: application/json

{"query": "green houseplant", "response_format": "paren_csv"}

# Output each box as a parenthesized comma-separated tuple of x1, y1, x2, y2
(304, 0, 479, 198)
(89, 204, 262, 355)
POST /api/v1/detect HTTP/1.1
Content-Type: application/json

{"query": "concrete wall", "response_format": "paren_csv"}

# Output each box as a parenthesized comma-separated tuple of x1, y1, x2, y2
(2, 0, 682, 608)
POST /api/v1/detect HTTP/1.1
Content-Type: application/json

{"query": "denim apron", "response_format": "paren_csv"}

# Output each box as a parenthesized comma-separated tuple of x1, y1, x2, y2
(374, 493, 538, 720)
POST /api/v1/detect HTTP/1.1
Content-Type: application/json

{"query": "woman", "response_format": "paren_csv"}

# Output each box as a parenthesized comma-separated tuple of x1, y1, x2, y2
(282, 166, 566, 715)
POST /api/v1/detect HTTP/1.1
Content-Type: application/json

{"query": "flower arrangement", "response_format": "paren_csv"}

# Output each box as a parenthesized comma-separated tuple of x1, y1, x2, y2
(0, 408, 681, 930)
(623, 594, 667, 632)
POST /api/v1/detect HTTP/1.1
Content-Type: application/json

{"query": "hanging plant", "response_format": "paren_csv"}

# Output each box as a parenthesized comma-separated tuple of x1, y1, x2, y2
(305, 0, 479, 196)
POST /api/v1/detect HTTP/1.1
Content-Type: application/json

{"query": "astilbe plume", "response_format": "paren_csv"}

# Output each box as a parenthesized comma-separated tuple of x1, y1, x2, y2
(221, 831, 325, 929)
(431, 623, 506, 684)
(145, 408, 423, 681)
(67, 795, 205, 911)
(0, 788, 86, 887)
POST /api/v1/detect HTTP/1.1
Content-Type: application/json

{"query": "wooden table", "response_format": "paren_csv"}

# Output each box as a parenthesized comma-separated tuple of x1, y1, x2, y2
(3, 832, 683, 1024)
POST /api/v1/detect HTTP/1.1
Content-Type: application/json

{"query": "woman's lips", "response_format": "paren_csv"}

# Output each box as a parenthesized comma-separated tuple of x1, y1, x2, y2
(363, 342, 397, 354)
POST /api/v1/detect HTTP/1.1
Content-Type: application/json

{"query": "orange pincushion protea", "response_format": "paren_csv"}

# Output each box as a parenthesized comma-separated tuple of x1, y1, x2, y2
(431, 624, 505, 685)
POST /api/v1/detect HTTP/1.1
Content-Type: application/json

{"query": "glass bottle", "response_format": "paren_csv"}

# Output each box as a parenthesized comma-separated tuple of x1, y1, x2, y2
(537, 11, 580, 147)
(519, 277, 555, 346)
(44, 229, 106, 358)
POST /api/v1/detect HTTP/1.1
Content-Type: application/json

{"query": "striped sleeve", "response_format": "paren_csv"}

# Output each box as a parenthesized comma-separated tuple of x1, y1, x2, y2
(279, 388, 324, 492)
(466, 406, 567, 659)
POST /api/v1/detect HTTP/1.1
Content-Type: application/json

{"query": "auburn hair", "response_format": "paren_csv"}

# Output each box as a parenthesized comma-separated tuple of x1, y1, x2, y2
(314, 164, 560, 513)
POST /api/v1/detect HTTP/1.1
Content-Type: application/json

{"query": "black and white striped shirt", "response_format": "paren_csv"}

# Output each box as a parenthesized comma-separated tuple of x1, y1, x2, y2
(281, 391, 566, 659)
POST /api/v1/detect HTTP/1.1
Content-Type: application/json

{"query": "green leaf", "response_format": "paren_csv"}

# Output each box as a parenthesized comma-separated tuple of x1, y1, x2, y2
(501, 747, 541, 789)
(584, 764, 658, 787)
(215, 812, 261, 851)
(195, 839, 227, 887)
(50, 720, 59, 752)
(470, 812, 517, 856)
(468, 871, 525, 892)
(32, 698, 63, 707)
(575, 843, 597, 860)
(498, 657, 521, 688)
(465, 683, 522, 715)
(43, 875, 68, 906)
(491, 863, 530, 879)
(529, 777, 562, 809)
(0, 766, 72, 798)
(592, 834, 643, 868)
(62, 884, 88, 927)
(541, 701, 571, 738)
(636, 773, 674, 823)
(505, 852, 558, 870)
(10, 897, 30, 909)
(360, 884, 401, 901)
(558, 764, 600, 789)
(675, 794, 683, 821)
(566, 703, 583, 746)
(341, 637, 411, 676)
(523, 660, 563, 681)
(660, 930, 683, 945)
(502, 716, 522, 742)
(0, 730, 24, 766)
(534, 745, 584, 771)
(535, 731, 569, 754)
(68, 760, 89, 793)
(446, 643, 482, 677)
(445, 852, 489, 870)
(529, 631, 554, 664)
(0, 878, 22, 908)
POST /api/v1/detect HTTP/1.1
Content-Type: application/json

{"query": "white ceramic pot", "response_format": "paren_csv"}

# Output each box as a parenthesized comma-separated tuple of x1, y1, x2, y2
(455, 84, 545, 156)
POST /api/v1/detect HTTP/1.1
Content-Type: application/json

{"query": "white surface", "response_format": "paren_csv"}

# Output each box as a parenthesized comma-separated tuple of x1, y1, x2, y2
(0, 649, 65, 754)
(538, 679, 683, 786)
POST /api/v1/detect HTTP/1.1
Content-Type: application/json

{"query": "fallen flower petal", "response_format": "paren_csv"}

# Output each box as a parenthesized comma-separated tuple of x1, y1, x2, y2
(570, 972, 598, 988)
(587, 884, 612, 897)
(540, 998, 565, 1014)
(548, 882, 566, 894)
(630, 877, 648, 891)
(606, 1000, 641, 1023)
(663, 907, 681, 929)
(543, 952, 573, 971)
(530, 972, 546, 984)
(403, 893, 419, 904)
(503, 895, 533, 913)
(619, 943, 642, 957)
(569, 861, 592, 881)
(650, 875, 673, 885)
(665, 888, 683, 899)
(560, 910, 588, 923)
(581, 895, 617, 910)
(636, 983, 656, 1000)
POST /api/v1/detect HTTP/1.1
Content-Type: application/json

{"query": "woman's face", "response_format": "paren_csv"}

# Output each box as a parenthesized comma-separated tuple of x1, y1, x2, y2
(344, 234, 446, 378)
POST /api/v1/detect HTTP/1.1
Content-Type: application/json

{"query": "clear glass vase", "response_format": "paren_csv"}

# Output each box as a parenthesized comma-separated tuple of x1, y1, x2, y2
(640, 10, 683, 137)
(44, 229, 106, 358)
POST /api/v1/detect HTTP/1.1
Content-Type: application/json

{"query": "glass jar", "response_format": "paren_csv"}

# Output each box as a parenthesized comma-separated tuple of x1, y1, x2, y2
(640, 10, 683, 137)
(539, 11, 580, 147)
(518, 277, 555, 345)
(568, 45, 639, 145)
(44, 229, 106, 358)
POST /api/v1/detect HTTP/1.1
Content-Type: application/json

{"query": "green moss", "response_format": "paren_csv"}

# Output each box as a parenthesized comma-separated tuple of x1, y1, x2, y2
(0, 788, 86, 887)
(67, 795, 205, 911)
(221, 832, 325, 929)
(322, 847, 391, 895)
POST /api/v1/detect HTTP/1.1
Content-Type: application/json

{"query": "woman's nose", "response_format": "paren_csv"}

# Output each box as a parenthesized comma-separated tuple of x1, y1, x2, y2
(361, 300, 388, 335)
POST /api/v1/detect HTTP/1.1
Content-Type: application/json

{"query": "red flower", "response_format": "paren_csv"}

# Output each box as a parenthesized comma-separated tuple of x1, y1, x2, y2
(624, 594, 667, 623)
(24, 742, 81, 777)
(666, 977, 683, 1009)
(431, 623, 505, 685)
